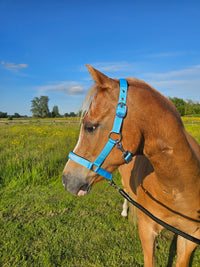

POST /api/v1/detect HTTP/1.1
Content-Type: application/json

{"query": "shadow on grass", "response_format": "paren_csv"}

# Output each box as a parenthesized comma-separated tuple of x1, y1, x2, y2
(189, 247, 197, 267)
(166, 234, 177, 267)
(166, 234, 197, 267)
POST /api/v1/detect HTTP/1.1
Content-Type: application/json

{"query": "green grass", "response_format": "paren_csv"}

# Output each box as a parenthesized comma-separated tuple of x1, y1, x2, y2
(0, 119, 200, 266)
(0, 179, 145, 266)
(0, 122, 79, 187)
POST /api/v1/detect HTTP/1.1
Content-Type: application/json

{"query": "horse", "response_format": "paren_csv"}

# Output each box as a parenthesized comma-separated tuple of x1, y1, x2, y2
(62, 65, 200, 266)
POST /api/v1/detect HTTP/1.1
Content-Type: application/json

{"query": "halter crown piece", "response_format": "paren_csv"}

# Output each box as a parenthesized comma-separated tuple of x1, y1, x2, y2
(68, 79, 133, 180)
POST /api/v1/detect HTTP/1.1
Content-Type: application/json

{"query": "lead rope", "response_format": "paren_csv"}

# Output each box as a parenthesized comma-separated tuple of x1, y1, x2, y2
(108, 180, 200, 245)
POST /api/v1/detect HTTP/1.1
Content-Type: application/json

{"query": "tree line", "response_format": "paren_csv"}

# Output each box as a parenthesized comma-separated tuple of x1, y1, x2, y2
(1, 96, 200, 119)
(0, 112, 27, 119)
(30, 96, 200, 118)
(168, 97, 200, 116)
(0, 96, 79, 119)
(30, 96, 80, 118)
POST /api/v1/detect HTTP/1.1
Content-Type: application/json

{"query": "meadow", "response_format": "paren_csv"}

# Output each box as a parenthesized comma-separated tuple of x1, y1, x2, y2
(0, 118, 200, 266)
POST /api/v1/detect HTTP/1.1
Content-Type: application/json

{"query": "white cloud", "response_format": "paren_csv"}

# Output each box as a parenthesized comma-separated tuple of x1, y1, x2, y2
(143, 64, 200, 100)
(37, 81, 85, 95)
(151, 79, 200, 91)
(152, 80, 200, 100)
(146, 51, 185, 58)
(82, 61, 135, 73)
(1, 61, 28, 70)
(144, 65, 200, 80)
(67, 86, 84, 94)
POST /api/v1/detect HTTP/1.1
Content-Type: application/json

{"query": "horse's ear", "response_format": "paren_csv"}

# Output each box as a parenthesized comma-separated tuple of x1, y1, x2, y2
(86, 64, 118, 89)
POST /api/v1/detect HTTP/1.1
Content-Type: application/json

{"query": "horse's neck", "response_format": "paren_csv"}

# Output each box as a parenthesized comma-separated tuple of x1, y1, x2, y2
(126, 84, 200, 190)
(142, 117, 200, 190)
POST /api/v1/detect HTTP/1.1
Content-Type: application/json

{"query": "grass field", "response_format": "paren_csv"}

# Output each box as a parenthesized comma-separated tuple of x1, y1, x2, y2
(0, 118, 200, 266)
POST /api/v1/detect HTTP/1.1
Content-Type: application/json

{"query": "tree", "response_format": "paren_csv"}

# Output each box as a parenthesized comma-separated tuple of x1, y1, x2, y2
(168, 97, 200, 116)
(77, 110, 83, 117)
(168, 97, 186, 116)
(0, 112, 7, 118)
(186, 100, 200, 115)
(64, 112, 69, 117)
(69, 112, 76, 117)
(51, 105, 60, 118)
(13, 113, 21, 118)
(31, 96, 50, 118)
(64, 112, 77, 117)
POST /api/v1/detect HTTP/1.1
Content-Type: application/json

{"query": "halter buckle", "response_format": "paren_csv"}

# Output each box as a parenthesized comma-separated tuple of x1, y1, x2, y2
(116, 103, 127, 118)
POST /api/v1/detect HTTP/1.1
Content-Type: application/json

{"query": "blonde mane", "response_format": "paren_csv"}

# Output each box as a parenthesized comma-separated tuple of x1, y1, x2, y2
(80, 84, 98, 121)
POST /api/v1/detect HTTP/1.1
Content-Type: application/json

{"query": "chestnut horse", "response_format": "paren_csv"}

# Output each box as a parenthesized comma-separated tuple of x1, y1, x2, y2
(62, 65, 200, 266)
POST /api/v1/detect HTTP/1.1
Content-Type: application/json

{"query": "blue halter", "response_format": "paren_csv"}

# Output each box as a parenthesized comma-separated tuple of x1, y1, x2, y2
(68, 79, 132, 180)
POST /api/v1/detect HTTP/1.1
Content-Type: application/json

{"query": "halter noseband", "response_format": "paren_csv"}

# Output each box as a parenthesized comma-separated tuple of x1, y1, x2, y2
(68, 79, 132, 180)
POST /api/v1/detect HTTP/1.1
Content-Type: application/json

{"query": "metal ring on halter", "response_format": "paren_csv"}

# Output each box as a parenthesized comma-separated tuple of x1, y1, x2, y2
(108, 131, 122, 144)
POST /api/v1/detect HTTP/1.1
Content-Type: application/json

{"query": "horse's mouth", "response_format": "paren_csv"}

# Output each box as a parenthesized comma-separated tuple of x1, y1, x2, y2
(77, 183, 91, 196)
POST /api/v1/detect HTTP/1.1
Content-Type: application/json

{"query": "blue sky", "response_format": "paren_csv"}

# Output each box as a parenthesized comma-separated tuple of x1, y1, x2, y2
(1, 0, 200, 116)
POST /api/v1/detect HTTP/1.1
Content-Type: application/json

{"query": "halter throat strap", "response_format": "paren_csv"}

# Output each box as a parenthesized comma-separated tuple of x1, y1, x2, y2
(68, 79, 132, 180)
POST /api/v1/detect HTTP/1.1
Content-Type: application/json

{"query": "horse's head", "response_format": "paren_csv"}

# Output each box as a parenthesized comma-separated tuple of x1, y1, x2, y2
(62, 65, 143, 196)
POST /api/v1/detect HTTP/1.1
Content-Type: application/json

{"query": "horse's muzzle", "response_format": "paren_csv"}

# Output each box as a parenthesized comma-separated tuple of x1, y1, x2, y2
(62, 173, 91, 196)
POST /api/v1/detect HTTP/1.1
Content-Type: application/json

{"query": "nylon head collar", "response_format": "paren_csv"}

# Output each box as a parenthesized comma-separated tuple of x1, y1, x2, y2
(68, 79, 132, 180)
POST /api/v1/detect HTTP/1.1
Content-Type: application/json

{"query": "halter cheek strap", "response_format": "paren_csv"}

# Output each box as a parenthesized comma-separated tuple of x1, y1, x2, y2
(68, 79, 132, 180)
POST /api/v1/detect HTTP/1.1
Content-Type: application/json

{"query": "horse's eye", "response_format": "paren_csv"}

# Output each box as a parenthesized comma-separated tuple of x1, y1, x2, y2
(84, 123, 99, 133)
(87, 126, 96, 133)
